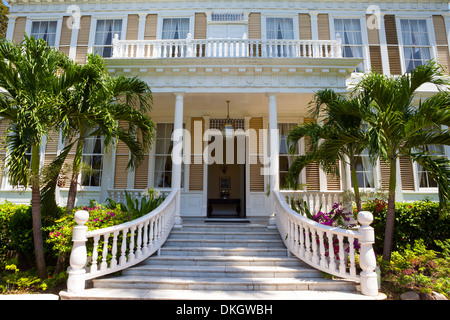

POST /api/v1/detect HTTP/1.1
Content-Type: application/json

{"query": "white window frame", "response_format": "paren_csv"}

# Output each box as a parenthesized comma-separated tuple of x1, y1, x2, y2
(262, 13, 299, 40)
(278, 123, 299, 189)
(330, 15, 370, 73)
(88, 16, 127, 56)
(396, 16, 436, 74)
(80, 134, 104, 188)
(26, 18, 63, 49)
(156, 14, 194, 40)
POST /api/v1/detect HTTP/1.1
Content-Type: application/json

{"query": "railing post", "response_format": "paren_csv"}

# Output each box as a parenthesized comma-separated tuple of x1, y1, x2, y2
(67, 210, 89, 293)
(112, 34, 120, 58)
(357, 211, 379, 296)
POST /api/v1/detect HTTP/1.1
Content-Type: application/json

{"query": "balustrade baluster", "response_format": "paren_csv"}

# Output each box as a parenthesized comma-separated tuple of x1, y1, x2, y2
(119, 228, 128, 266)
(136, 223, 143, 259)
(304, 225, 311, 262)
(318, 230, 327, 268)
(327, 232, 336, 271)
(311, 228, 319, 265)
(299, 223, 305, 258)
(129, 226, 136, 261)
(111, 231, 119, 268)
(91, 235, 100, 273)
(338, 234, 345, 274)
(142, 221, 149, 255)
(100, 233, 110, 271)
(348, 236, 356, 277)
(149, 219, 154, 251)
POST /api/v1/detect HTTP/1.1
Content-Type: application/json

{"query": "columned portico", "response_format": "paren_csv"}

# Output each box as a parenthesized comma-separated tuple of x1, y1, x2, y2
(267, 92, 279, 225)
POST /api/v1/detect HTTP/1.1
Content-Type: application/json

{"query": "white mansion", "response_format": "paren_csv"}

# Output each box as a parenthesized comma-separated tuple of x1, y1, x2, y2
(2, 0, 450, 219)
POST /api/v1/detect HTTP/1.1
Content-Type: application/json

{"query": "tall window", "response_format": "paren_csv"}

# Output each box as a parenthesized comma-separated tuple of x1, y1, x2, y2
(30, 21, 58, 47)
(334, 18, 364, 72)
(153, 123, 185, 188)
(81, 135, 104, 187)
(400, 19, 431, 72)
(93, 19, 123, 58)
(417, 145, 445, 188)
(278, 123, 297, 189)
(352, 149, 375, 188)
(161, 18, 190, 39)
(266, 18, 294, 39)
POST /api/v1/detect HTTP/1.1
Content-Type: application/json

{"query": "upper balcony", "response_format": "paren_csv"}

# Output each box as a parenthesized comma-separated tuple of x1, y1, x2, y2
(110, 33, 343, 60)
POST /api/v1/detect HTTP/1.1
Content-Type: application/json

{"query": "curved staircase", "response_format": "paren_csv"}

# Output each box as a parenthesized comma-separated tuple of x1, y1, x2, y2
(60, 218, 379, 300)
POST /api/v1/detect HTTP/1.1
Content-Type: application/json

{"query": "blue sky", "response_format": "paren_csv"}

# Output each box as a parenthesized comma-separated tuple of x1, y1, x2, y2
(3, 0, 9, 7)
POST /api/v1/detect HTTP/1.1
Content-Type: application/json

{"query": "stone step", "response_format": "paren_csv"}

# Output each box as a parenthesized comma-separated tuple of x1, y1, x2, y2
(141, 255, 305, 267)
(178, 224, 270, 233)
(158, 247, 289, 257)
(163, 238, 285, 248)
(93, 275, 358, 291)
(60, 288, 384, 300)
(122, 264, 323, 278)
(168, 231, 282, 240)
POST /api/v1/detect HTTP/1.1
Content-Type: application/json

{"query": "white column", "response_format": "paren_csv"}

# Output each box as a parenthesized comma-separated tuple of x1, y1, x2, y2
(5, 15, 16, 41)
(137, 13, 147, 40)
(268, 93, 279, 191)
(267, 93, 279, 225)
(172, 92, 184, 226)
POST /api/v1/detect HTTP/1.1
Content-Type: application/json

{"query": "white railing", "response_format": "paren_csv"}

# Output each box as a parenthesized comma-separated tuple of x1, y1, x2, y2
(280, 190, 343, 215)
(111, 33, 342, 59)
(273, 190, 379, 296)
(107, 189, 171, 204)
(66, 188, 179, 293)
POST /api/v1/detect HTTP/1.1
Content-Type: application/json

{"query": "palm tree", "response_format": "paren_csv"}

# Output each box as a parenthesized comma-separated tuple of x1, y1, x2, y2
(0, 35, 78, 278)
(353, 60, 450, 262)
(56, 54, 155, 213)
(287, 89, 371, 212)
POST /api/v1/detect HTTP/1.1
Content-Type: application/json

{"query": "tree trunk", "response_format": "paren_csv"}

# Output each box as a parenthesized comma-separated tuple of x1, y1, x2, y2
(350, 159, 362, 212)
(66, 138, 84, 213)
(382, 157, 397, 262)
(31, 144, 47, 279)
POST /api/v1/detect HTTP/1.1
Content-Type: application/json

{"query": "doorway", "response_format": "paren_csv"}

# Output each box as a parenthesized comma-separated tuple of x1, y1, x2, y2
(206, 134, 246, 219)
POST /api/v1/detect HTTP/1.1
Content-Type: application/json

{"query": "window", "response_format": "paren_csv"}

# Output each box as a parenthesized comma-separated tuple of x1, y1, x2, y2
(417, 145, 445, 188)
(81, 134, 104, 187)
(400, 19, 431, 72)
(161, 18, 190, 39)
(278, 123, 298, 189)
(334, 18, 364, 72)
(352, 149, 375, 188)
(93, 19, 123, 58)
(266, 18, 294, 40)
(30, 21, 58, 47)
(154, 123, 185, 188)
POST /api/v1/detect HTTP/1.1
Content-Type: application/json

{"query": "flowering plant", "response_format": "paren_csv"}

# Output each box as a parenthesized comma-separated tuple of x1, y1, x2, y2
(45, 204, 132, 255)
(311, 203, 354, 228)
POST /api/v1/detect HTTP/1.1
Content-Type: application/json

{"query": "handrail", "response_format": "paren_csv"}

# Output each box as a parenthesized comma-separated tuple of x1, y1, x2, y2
(66, 188, 180, 293)
(111, 33, 342, 59)
(273, 189, 379, 296)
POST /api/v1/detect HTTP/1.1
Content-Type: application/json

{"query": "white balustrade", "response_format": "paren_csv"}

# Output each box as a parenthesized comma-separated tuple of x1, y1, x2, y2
(107, 189, 171, 204)
(66, 188, 179, 293)
(281, 190, 343, 214)
(273, 190, 379, 296)
(111, 33, 342, 59)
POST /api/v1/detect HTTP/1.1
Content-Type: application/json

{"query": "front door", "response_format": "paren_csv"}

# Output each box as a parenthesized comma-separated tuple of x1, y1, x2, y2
(206, 131, 246, 218)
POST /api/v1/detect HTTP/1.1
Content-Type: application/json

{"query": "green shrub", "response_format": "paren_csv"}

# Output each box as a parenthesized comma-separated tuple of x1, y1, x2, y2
(362, 199, 450, 253)
(380, 239, 450, 298)
(0, 201, 21, 262)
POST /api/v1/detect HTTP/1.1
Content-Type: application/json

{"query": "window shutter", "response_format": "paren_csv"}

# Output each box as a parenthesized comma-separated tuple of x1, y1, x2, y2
(384, 15, 402, 75)
(248, 13, 261, 39)
(379, 159, 390, 190)
(134, 155, 149, 189)
(433, 15, 450, 74)
(317, 14, 330, 40)
(303, 118, 320, 191)
(44, 131, 60, 167)
(59, 16, 73, 56)
(249, 117, 264, 192)
(12, 17, 27, 43)
(114, 121, 130, 189)
(189, 117, 204, 191)
(144, 14, 158, 40)
(75, 15, 91, 64)
(126, 14, 139, 41)
(194, 13, 207, 39)
(298, 13, 312, 40)
(366, 14, 383, 74)
(399, 156, 415, 191)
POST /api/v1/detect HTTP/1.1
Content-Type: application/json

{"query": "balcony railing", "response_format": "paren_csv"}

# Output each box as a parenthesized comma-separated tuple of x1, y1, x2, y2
(111, 33, 342, 59)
